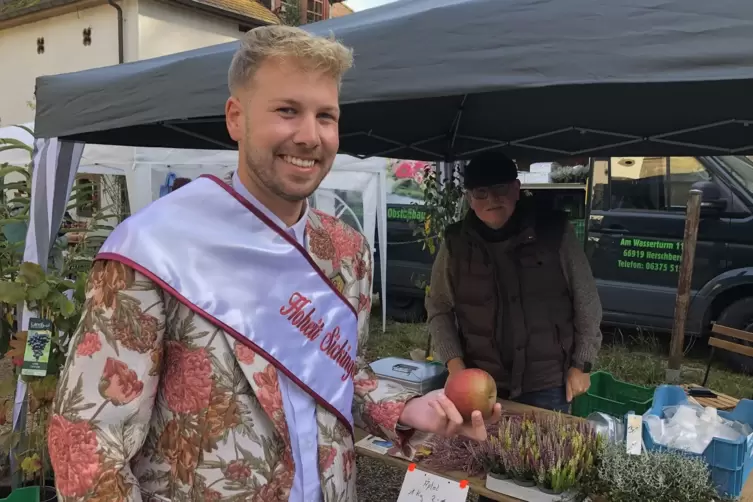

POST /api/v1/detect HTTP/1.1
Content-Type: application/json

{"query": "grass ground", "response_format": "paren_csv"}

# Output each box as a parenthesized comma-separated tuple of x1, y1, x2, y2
(363, 316, 753, 400)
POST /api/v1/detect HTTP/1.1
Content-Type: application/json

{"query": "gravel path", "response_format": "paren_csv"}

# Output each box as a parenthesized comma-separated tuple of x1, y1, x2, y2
(356, 456, 480, 502)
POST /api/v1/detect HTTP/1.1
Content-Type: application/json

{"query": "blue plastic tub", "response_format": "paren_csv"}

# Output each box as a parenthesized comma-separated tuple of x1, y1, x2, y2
(641, 385, 753, 498)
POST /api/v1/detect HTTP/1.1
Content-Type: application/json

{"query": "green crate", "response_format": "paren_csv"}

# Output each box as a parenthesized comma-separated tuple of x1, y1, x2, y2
(571, 371, 655, 418)
(1, 487, 39, 502)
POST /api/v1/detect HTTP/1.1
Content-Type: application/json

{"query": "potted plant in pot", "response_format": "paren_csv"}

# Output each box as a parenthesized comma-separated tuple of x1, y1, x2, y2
(0, 137, 119, 500)
(573, 442, 719, 502)
(536, 428, 566, 494)
(472, 435, 510, 492)
(505, 417, 538, 487)
(0, 263, 89, 502)
(529, 413, 601, 496)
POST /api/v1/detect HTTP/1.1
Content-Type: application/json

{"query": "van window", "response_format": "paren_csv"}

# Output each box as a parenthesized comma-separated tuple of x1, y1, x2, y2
(609, 157, 666, 211)
(723, 156, 753, 195)
(590, 159, 609, 211)
(592, 157, 714, 212)
(667, 157, 711, 208)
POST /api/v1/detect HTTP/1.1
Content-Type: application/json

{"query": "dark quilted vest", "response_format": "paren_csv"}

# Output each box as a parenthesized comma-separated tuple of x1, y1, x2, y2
(445, 206, 574, 398)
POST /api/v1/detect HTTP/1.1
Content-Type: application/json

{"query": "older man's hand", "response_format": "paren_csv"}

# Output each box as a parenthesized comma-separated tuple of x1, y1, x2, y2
(397, 389, 502, 442)
(566, 367, 591, 402)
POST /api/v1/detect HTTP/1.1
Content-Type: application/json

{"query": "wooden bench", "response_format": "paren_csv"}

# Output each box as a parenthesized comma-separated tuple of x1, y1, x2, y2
(683, 384, 739, 411)
(702, 323, 753, 389)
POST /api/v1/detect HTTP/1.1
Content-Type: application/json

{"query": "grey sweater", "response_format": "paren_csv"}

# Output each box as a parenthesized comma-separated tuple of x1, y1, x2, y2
(425, 221, 603, 368)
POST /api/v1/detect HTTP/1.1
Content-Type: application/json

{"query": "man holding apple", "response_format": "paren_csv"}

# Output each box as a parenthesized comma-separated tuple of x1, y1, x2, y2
(49, 26, 500, 502)
(425, 151, 603, 417)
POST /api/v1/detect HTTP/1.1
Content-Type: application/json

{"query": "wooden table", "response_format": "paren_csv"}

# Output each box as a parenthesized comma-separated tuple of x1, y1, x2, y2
(355, 400, 556, 502)
(354, 399, 753, 502)
(355, 428, 509, 500)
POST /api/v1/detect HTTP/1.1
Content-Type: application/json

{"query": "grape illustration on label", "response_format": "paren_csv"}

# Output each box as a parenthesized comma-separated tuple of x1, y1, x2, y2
(21, 318, 53, 377)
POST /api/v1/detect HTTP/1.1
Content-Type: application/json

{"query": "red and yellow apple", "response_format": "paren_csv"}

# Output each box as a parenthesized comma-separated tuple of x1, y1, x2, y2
(443, 368, 498, 421)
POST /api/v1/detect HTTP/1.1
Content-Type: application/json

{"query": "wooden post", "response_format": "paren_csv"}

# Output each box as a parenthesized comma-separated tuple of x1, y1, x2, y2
(666, 189, 703, 383)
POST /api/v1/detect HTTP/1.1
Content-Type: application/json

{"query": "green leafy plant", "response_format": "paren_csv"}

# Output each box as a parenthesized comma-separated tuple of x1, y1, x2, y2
(0, 131, 120, 491)
(412, 162, 465, 256)
(406, 162, 466, 306)
(276, 0, 301, 26)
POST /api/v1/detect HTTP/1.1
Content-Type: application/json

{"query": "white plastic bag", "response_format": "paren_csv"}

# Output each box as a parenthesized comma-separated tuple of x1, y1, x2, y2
(647, 404, 747, 454)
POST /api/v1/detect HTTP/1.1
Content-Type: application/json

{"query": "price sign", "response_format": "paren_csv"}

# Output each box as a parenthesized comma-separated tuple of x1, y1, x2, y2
(397, 464, 469, 502)
(626, 414, 643, 456)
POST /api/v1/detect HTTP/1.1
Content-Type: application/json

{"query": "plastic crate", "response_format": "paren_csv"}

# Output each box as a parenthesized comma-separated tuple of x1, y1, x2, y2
(1, 487, 40, 502)
(571, 371, 655, 418)
(571, 219, 586, 246)
(642, 385, 753, 498)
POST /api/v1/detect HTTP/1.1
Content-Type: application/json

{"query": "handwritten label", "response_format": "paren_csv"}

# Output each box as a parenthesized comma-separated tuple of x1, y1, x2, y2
(280, 292, 357, 381)
(626, 414, 643, 456)
(397, 465, 469, 502)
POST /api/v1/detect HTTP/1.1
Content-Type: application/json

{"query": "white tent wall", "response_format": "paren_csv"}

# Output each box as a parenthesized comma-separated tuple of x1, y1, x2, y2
(309, 159, 390, 333)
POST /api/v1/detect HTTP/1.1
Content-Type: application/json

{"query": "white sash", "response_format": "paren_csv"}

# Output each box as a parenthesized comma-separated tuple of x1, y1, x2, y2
(97, 175, 359, 432)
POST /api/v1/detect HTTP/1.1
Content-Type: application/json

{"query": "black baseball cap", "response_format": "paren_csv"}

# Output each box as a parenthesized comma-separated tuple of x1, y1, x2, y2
(463, 151, 518, 189)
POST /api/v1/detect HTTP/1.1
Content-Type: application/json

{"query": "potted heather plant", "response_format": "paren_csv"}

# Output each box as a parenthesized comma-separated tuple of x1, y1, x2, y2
(471, 434, 507, 481)
(535, 428, 560, 493)
(510, 418, 538, 487)
(427, 412, 603, 499)
(574, 442, 719, 502)
(527, 413, 600, 496)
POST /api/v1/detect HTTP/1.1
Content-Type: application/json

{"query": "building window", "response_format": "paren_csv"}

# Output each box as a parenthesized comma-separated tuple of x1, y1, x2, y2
(307, 0, 324, 22)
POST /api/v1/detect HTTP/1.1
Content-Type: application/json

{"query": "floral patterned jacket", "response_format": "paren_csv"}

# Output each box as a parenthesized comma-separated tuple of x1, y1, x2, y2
(49, 204, 418, 502)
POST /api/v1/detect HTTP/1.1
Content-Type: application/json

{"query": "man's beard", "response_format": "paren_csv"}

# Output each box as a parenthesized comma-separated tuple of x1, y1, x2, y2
(244, 148, 327, 202)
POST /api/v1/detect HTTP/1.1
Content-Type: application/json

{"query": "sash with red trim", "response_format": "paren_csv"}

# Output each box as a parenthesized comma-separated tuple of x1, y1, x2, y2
(97, 175, 358, 431)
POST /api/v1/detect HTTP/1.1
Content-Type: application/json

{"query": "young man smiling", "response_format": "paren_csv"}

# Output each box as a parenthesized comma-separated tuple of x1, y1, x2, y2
(49, 26, 500, 502)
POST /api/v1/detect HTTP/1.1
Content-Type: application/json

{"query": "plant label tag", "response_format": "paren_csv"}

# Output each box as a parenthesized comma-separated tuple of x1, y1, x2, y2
(397, 464, 469, 502)
(21, 318, 53, 377)
(626, 414, 643, 456)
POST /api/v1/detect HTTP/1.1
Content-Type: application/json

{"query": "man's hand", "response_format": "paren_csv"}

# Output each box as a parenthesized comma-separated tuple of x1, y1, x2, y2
(397, 389, 502, 441)
(566, 367, 591, 402)
(446, 357, 466, 375)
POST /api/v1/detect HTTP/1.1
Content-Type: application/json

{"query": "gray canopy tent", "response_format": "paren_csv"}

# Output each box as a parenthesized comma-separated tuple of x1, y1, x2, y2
(13, 0, 753, 447)
(33, 0, 753, 162)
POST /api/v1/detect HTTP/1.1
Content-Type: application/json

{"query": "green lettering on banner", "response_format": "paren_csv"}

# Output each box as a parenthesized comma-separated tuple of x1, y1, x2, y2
(616, 237, 682, 274)
(387, 206, 427, 222)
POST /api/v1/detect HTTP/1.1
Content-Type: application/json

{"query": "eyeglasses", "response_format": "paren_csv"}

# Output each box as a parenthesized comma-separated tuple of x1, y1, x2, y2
(469, 183, 514, 200)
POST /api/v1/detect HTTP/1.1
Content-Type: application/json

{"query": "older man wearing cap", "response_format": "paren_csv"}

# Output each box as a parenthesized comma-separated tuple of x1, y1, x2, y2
(425, 151, 602, 417)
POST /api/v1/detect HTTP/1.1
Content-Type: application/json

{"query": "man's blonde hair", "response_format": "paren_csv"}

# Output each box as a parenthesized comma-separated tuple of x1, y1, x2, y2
(228, 25, 354, 94)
